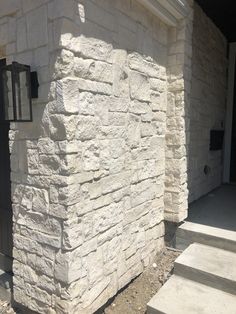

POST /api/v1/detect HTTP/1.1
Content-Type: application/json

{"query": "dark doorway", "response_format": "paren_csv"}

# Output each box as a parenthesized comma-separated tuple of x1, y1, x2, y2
(196, 0, 236, 42)
(0, 59, 13, 272)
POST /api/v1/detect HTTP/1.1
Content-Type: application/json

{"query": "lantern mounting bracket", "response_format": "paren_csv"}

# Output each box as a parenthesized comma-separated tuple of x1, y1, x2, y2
(30, 71, 39, 99)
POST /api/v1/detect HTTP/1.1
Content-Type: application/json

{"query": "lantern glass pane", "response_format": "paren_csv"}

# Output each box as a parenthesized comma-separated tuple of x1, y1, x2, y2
(14, 69, 31, 121)
(2, 69, 14, 120)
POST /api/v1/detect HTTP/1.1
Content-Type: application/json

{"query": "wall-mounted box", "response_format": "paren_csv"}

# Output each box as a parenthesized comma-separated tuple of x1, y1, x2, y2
(210, 130, 225, 151)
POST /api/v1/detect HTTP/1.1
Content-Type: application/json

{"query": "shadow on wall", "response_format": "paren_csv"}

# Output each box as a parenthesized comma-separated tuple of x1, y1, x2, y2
(187, 2, 228, 204)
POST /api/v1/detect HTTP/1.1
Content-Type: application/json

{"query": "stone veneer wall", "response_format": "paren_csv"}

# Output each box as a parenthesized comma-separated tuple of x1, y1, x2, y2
(188, 3, 227, 202)
(164, 1, 193, 222)
(0, 0, 193, 313)
(54, 1, 169, 312)
(0, 1, 80, 313)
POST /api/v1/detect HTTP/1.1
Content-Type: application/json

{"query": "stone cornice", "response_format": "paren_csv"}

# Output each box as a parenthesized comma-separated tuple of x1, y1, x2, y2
(137, 0, 189, 26)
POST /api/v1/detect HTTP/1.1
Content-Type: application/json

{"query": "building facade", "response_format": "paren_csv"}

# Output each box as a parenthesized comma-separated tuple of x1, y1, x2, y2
(0, 0, 229, 313)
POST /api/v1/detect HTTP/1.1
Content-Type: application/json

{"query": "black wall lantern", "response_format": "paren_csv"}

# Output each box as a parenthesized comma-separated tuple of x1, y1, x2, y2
(0, 61, 39, 122)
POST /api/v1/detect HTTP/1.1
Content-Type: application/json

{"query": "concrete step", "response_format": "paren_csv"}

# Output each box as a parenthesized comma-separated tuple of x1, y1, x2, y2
(176, 221, 236, 252)
(174, 243, 236, 295)
(147, 275, 236, 314)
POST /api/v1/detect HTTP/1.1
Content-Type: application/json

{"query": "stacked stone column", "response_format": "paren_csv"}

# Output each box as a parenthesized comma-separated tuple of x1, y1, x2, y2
(164, 3, 193, 223)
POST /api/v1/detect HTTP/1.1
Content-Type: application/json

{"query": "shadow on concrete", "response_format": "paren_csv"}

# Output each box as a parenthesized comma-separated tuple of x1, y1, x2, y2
(187, 184, 236, 231)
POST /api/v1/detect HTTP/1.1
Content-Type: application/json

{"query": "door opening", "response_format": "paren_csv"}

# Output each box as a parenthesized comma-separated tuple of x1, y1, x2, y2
(0, 58, 13, 273)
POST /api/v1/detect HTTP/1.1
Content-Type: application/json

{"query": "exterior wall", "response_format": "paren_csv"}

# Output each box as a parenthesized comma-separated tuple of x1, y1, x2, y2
(0, 1, 80, 313)
(55, 1, 169, 313)
(164, 4, 193, 222)
(0, 0, 193, 313)
(188, 3, 228, 202)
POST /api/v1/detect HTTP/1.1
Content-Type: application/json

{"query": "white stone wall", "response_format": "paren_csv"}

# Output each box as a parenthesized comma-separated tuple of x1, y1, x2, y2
(0, 1, 84, 313)
(0, 0, 169, 313)
(188, 3, 227, 202)
(55, 1, 169, 312)
(164, 1, 193, 222)
(0, 0, 194, 313)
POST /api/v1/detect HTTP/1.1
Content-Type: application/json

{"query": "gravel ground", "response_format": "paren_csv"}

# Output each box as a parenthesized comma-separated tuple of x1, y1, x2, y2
(0, 248, 179, 314)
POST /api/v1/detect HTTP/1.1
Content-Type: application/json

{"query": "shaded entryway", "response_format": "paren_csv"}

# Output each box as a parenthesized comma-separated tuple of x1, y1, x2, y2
(187, 185, 236, 231)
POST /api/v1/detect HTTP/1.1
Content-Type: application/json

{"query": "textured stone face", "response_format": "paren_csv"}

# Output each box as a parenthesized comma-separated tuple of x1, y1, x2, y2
(62, 3, 169, 305)
(0, 1, 72, 313)
(164, 6, 194, 223)
(0, 0, 195, 313)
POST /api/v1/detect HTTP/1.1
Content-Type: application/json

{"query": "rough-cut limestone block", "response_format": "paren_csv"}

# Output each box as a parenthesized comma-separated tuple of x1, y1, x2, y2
(128, 52, 163, 78)
(48, 0, 75, 20)
(62, 217, 83, 250)
(32, 187, 49, 214)
(55, 247, 85, 284)
(56, 78, 80, 113)
(74, 58, 113, 84)
(76, 78, 112, 95)
(16, 17, 27, 52)
(49, 114, 78, 141)
(71, 37, 113, 62)
(26, 5, 48, 49)
(52, 49, 74, 80)
(76, 115, 100, 141)
(130, 71, 151, 102)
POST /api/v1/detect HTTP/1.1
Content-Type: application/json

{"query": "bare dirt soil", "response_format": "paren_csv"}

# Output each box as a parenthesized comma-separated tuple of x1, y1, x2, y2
(0, 300, 16, 314)
(100, 248, 180, 314)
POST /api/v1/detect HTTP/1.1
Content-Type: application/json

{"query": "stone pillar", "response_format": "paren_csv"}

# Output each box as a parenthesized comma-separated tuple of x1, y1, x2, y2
(50, 2, 168, 311)
(164, 3, 193, 223)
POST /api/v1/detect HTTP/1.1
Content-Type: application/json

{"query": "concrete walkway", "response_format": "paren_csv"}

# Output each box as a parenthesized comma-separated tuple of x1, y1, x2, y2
(147, 185, 236, 314)
(187, 185, 236, 231)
